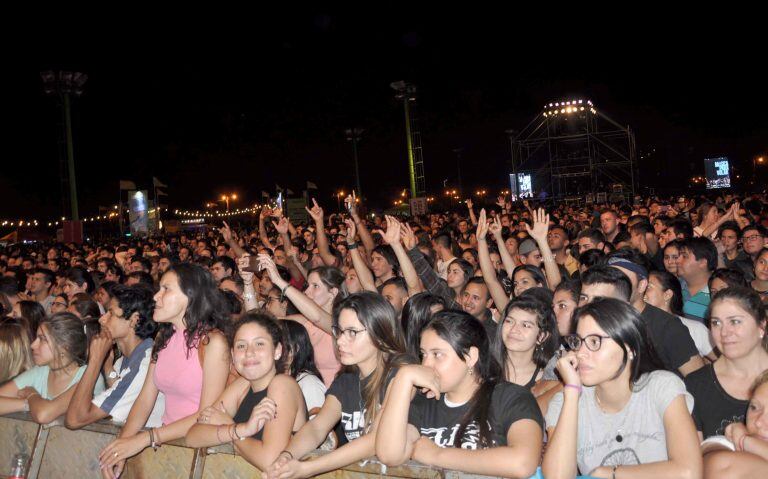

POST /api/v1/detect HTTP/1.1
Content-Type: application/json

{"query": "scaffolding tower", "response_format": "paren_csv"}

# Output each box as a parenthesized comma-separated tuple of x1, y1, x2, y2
(391, 81, 426, 198)
(510, 99, 636, 203)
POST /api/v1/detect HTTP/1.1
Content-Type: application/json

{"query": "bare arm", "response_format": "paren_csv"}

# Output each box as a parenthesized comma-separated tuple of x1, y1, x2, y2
(259, 208, 275, 250)
(26, 385, 79, 424)
(466, 199, 478, 226)
(541, 356, 581, 479)
(378, 216, 422, 296)
(491, 220, 518, 277)
(66, 331, 113, 428)
(678, 355, 706, 377)
(306, 200, 338, 267)
(526, 208, 562, 290)
(0, 380, 25, 416)
(237, 256, 260, 312)
(345, 219, 377, 292)
(348, 192, 375, 261)
(476, 209, 509, 311)
(221, 221, 247, 258)
(258, 254, 333, 334)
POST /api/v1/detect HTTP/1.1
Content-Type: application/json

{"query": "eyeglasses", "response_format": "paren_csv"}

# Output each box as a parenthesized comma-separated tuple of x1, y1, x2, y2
(743, 235, 763, 242)
(331, 326, 367, 341)
(564, 334, 612, 352)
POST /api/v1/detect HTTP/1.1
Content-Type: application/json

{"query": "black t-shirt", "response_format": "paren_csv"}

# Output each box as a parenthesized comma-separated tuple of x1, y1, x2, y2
(327, 372, 370, 442)
(407, 381, 544, 449)
(684, 363, 749, 439)
(640, 304, 699, 372)
(233, 386, 268, 440)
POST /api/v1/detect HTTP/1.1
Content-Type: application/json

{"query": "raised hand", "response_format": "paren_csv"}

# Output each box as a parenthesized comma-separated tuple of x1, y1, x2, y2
(305, 199, 324, 223)
(400, 222, 418, 250)
(237, 254, 254, 285)
(496, 195, 506, 208)
(489, 215, 502, 238)
(345, 191, 358, 216)
(475, 208, 489, 240)
(272, 216, 290, 235)
(344, 219, 357, 245)
(525, 208, 550, 243)
(376, 215, 402, 246)
(257, 254, 283, 285)
(465, 198, 474, 210)
(221, 221, 233, 242)
(261, 207, 272, 219)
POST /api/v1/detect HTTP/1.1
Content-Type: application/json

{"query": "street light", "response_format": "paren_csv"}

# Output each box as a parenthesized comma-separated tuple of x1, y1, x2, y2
(345, 128, 364, 201)
(41, 70, 88, 221)
(220, 194, 237, 212)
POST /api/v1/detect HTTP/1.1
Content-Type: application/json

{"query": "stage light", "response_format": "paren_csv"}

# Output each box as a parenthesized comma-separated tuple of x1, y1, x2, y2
(561, 109, 565, 113)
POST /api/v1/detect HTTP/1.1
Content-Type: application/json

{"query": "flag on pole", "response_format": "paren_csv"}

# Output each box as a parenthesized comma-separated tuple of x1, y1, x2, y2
(275, 184, 283, 193)
(153, 177, 168, 188)
(156, 189, 168, 196)
(306, 181, 318, 190)
(261, 191, 270, 199)
(119, 180, 137, 190)
(286, 189, 294, 196)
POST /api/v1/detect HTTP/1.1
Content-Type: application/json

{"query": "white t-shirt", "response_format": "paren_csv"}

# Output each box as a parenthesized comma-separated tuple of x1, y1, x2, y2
(545, 370, 693, 474)
(679, 316, 714, 356)
(297, 371, 327, 414)
(92, 339, 165, 427)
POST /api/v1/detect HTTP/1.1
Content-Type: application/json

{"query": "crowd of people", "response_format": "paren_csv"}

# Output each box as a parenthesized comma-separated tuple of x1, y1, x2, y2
(1, 191, 768, 479)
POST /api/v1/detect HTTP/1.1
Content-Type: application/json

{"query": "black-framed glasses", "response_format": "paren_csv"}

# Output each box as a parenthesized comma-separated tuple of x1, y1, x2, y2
(564, 334, 611, 352)
(331, 326, 367, 341)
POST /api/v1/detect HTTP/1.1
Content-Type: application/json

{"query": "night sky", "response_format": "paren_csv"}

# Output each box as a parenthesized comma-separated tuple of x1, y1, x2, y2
(3, 12, 765, 220)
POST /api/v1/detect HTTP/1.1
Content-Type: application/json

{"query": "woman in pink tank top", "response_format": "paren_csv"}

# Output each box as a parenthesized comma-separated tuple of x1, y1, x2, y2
(100, 264, 230, 478)
(258, 257, 344, 387)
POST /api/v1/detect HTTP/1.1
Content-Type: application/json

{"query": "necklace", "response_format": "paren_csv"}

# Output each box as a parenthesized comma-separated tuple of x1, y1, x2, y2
(594, 389, 628, 443)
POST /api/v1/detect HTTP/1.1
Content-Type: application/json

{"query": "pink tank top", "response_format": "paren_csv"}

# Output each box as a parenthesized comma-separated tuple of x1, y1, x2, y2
(305, 321, 340, 387)
(153, 328, 203, 425)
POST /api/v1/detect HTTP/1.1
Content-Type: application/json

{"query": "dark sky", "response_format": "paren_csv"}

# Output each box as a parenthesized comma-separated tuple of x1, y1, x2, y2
(3, 12, 766, 220)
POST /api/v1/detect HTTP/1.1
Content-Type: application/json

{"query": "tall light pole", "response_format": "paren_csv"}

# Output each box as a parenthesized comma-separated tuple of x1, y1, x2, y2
(41, 71, 88, 221)
(345, 128, 364, 200)
(220, 193, 237, 212)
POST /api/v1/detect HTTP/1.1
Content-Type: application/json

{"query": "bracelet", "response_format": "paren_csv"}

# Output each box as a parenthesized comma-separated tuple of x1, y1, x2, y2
(232, 423, 246, 441)
(279, 450, 294, 460)
(564, 384, 582, 394)
(149, 428, 158, 451)
(347, 242, 358, 250)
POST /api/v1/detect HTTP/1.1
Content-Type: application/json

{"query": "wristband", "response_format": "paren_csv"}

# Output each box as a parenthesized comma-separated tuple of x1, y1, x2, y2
(280, 284, 292, 297)
(347, 242, 358, 250)
(564, 384, 582, 394)
(233, 423, 246, 441)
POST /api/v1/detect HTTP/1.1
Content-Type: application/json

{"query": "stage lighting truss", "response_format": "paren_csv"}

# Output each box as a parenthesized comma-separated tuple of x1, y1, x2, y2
(542, 100, 596, 117)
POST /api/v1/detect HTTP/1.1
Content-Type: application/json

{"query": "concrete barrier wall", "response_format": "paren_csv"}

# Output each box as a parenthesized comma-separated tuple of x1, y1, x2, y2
(0, 413, 490, 479)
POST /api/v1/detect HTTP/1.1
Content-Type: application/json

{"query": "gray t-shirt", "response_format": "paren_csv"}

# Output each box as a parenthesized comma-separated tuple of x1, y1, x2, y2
(544, 370, 693, 474)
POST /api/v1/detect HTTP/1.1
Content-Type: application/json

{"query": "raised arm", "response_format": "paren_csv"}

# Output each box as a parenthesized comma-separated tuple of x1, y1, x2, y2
(257, 254, 333, 334)
(221, 221, 247, 258)
(259, 208, 275, 251)
(526, 208, 562, 290)
(375, 216, 422, 296)
(237, 255, 260, 312)
(345, 219, 377, 292)
(348, 192, 375, 260)
(306, 199, 338, 267)
(467, 199, 478, 226)
(490, 215, 518, 277)
(476, 209, 510, 311)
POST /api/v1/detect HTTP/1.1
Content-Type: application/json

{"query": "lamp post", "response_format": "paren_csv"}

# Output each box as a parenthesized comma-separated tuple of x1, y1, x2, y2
(220, 194, 237, 212)
(345, 128, 364, 201)
(41, 71, 88, 221)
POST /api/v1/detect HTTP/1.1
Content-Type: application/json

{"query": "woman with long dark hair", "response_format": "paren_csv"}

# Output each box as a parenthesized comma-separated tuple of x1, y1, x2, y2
(376, 309, 543, 478)
(267, 292, 408, 479)
(543, 298, 701, 479)
(494, 296, 561, 412)
(400, 292, 446, 358)
(99, 263, 230, 479)
(281, 320, 326, 413)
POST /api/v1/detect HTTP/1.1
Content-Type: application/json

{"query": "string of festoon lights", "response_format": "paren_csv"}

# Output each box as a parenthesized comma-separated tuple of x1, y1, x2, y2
(174, 204, 271, 223)
(542, 99, 597, 117)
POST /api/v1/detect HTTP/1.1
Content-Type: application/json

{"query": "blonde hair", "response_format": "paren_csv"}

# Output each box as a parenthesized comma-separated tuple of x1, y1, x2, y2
(0, 321, 33, 384)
